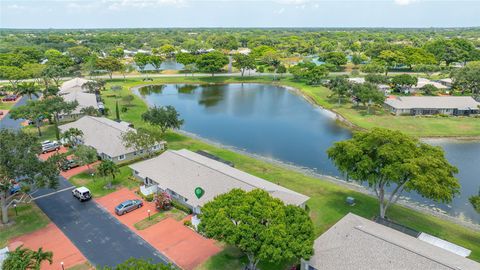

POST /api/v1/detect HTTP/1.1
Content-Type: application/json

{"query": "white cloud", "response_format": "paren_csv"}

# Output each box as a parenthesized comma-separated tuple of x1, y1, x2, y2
(394, 0, 417, 6)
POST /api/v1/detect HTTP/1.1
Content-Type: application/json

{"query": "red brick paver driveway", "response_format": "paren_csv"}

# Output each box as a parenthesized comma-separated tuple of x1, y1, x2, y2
(8, 223, 87, 270)
(96, 188, 221, 270)
(39, 147, 100, 179)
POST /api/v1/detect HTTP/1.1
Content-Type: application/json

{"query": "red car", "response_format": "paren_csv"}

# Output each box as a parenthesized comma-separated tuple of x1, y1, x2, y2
(2, 95, 18, 102)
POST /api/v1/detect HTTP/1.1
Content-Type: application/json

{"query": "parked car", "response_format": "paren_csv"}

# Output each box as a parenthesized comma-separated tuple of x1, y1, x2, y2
(72, 186, 92, 201)
(115, 199, 143, 215)
(61, 158, 80, 171)
(41, 140, 60, 153)
(2, 95, 18, 102)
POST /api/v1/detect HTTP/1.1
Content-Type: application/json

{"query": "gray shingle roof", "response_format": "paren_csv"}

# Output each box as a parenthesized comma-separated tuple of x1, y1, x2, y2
(59, 116, 135, 157)
(385, 96, 480, 110)
(61, 91, 99, 114)
(59, 77, 91, 93)
(129, 149, 310, 207)
(307, 213, 480, 270)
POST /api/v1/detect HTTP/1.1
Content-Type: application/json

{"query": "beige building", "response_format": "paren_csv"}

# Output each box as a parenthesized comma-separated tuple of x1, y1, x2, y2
(59, 116, 164, 163)
(58, 78, 101, 121)
(129, 149, 309, 214)
(385, 96, 480, 116)
(301, 213, 479, 270)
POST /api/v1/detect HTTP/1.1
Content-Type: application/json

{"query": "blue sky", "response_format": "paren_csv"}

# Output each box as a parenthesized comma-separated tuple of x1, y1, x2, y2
(0, 0, 479, 28)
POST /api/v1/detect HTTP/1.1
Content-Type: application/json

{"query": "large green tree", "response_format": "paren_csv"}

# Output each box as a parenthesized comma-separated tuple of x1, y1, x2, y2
(352, 82, 385, 113)
(199, 189, 314, 270)
(9, 100, 49, 136)
(0, 130, 60, 224)
(196, 51, 229, 76)
(232, 53, 255, 77)
(451, 61, 480, 96)
(141, 105, 184, 135)
(95, 56, 124, 79)
(327, 128, 460, 218)
(15, 82, 40, 99)
(121, 127, 163, 158)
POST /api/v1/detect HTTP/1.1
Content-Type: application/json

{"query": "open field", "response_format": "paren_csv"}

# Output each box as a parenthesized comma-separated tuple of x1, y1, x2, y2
(99, 77, 480, 265)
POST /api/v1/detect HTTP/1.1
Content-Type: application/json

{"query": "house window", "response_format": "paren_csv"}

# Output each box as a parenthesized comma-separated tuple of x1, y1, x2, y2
(152, 144, 159, 150)
(118, 154, 126, 161)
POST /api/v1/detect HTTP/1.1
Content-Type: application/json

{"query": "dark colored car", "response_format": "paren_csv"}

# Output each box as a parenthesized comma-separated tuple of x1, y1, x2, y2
(61, 158, 80, 171)
(115, 199, 143, 215)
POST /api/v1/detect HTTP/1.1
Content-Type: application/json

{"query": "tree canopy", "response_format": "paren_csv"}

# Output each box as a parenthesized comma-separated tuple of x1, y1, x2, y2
(198, 189, 314, 270)
(327, 128, 460, 218)
(141, 105, 184, 134)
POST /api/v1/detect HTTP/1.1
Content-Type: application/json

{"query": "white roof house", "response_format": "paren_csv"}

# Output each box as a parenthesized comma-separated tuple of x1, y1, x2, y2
(59, 77, 92, 94)
(129, 149, 310, 209)
(302, 213, 480, 270)
(385, 96, 480, 111)
(59, 116, 136, 158)
(61, 91, 99, 114)
(413, 78, 448, 90)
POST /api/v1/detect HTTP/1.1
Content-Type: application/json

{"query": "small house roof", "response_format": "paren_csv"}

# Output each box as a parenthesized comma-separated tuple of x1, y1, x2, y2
(59, 116, 135, 157)
(307, 213, 480, 270)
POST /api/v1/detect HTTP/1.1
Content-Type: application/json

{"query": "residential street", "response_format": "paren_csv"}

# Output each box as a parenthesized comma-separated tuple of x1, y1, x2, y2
(31, 177, 171, 268)
(0, 108, 173, 268)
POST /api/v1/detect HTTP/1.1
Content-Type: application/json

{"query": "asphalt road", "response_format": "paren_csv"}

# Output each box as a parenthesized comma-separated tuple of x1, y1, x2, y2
(31, 177, 171, 268)
(0, 95, 35, 130)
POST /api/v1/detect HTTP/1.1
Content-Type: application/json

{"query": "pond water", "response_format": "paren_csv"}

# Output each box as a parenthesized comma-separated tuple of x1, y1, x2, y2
(134, 83, 480, 224)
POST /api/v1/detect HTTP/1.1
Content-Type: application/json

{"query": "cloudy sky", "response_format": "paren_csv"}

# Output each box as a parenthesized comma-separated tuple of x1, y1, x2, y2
(0, 0, 479, 28)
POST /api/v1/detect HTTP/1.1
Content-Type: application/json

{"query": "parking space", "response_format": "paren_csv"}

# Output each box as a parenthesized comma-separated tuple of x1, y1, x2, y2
(38, 147, 100, 179)
(38, 146, 69, 160)
(96, 188, 222, 270)
(8, 223, 88, 270)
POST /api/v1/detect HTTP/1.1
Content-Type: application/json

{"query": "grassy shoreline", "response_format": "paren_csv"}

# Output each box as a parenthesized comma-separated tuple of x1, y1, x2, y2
(100, 77, 480, 263)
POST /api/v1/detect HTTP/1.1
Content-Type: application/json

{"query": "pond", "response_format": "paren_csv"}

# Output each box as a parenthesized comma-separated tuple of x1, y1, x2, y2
(134, 83, 480, 224)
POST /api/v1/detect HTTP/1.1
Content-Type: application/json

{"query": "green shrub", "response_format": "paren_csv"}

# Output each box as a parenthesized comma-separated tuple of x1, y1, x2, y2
(172, 200, 193, 214)
(183, 220, 192, 227)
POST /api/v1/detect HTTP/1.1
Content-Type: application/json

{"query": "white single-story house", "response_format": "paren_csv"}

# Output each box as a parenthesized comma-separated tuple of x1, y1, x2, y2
(385, 96, 480, 116)
(59, 77, 92, 94)
(404, 78, 448, 94)
(129, 149, 310, 214)
(58, 78, 102, 121)
(59, 116, 165, 163)
(301, 213, 479, 270)
(348, 77, 391, 95)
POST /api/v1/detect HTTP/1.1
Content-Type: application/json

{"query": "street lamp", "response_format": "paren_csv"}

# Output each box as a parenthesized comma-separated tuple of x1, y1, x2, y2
(147, 209, 151, 220)
(61, 261, 64, 270)
(13, 203, 17, 216)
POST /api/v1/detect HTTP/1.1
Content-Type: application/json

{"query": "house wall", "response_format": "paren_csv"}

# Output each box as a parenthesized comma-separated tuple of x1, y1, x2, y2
(58, 113, 86, 122)
(99, 143, 165, 164)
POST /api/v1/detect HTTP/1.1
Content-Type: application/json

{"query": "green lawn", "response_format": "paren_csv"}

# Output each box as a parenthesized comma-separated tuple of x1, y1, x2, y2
(69, 166, 140, 197)
(0, 101, 16, 110)
(133, 208, 187, 230)
(0, 204, 50, 247)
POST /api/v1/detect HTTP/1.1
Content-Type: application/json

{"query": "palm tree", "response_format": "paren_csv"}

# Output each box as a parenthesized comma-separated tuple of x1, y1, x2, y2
(3, 245, 53, 270)
(80, 106, 100, 116)
(15, 82, 40, 99)
(31, 247, 53, 270)
(61, 127, 83, 147)
(97, 160, 120, 188)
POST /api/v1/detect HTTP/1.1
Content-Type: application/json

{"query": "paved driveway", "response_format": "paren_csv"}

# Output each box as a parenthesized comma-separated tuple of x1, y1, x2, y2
(96, 188, 221, 270)
(9, 223, 87, 270)
(31, 178, 172, 268)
